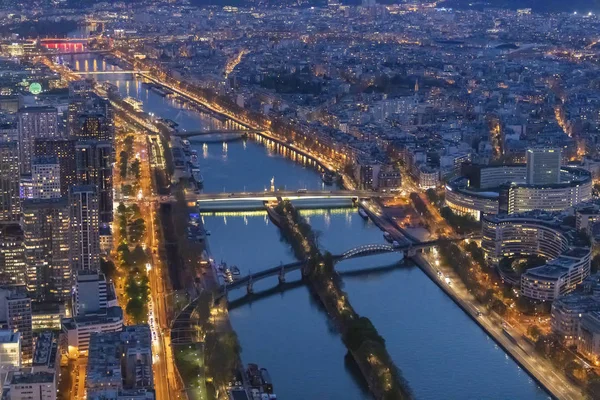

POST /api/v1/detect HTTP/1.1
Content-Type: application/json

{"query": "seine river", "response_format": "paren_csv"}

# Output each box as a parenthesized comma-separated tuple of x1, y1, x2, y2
(70, 53, 549, 400)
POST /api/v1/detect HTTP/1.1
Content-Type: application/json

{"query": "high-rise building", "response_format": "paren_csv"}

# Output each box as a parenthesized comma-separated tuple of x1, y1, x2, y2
(74, 113, 114, 141)
(73, 272, 107, 317)
(0, 224, 25, 285)
(70, 186, 100, 273)
(18, 107, 60, 175)
(0, 142, 20, 222)
(526, 148, 562, 185)
(31, 157, 61, 200)
(22, 198, 71, 302)
(68, 94, 113, 142)
(75, 141, 113, 224)
(0, 286, 33, 364)
(33, 138, 77, 198)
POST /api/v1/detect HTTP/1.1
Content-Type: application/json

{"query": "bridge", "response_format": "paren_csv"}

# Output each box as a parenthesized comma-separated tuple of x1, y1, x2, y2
(176, 190, 397, 204)
(171, 235, 479, 344)
(72, 70, 149, 75)
(173, 129, 261, 138)
(219, 237, 476, 295)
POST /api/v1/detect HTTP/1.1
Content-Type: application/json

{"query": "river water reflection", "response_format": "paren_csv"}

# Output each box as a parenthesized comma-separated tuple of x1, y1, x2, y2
(71, 53, 549, 399)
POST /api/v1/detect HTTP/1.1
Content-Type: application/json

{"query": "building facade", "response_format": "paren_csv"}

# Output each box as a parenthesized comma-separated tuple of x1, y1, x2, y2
(22, 198, 71, 302)
(0, 142, 21, 222)
(69, 186, 100, 273)
(18, 107, 60, 175)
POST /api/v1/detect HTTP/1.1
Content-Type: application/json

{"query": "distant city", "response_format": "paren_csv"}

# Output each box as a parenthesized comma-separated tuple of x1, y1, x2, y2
(0, 1, 599, 400)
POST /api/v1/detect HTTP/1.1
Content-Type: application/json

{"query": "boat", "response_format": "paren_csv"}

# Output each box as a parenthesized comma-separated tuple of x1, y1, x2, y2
(322, 172, 335, 185)
(124, 96, 143, 112)
(182, 140, 191, 152)
(231, 266, 241, 276)
(358, 208, 368, 219)
(191, 168, 204, 185)
(150, 86, 168, 97)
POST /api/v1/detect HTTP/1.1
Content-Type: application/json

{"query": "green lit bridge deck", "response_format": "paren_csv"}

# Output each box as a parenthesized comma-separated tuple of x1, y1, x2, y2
(72, 70, 150, 75)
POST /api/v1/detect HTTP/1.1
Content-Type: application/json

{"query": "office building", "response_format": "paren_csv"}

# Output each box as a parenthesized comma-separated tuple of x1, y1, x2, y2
(33, 138, 77, 197)
(86, 326, 153, 399)
(120, 326, 153, 390)
(70, 186, 100, 273)
(578, 311, 600, 366)
(73, 272, 107, 317)
(0, 224, 25, 285)
(7, 371, 56, 400)
(31, 157, 61, 200)
(526, 148, 561, 185)
(62, 306, 123, 357)
(68, 94, 113, 142)
(22, 198, 71, 302)
(18, 107, 60, 175)
(482, 212, 591, 301)
(446, 164, 591, 218)
(0, 142, 20, 222)
(0, 330, 21, 369)
(31, 303, 64, 332)
(552, 293, 600, 345)
(32, 331, 59, 376)
(75, 141, 113, 224)
(0, 287, 32, 364)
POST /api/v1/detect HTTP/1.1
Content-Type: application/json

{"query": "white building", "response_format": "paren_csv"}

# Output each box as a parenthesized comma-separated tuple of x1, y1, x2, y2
(8, 371, 56, 400)
(578, 311, 600, 365)
(62, 306, 123, 357)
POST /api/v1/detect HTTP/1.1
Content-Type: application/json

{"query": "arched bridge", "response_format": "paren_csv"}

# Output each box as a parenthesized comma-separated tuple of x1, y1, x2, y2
(220, 237, 475, 295)
(171, 235, 480, 343)
(173, 129, 261, 138)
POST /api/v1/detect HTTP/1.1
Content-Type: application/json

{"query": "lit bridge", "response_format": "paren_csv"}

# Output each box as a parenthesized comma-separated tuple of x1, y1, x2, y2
(165, 190, 397, 204)
(170, 236, 478, 344)
(220, 237, 478, 296)
(173, 129, 261, 138)
(72, 70, 149, 75)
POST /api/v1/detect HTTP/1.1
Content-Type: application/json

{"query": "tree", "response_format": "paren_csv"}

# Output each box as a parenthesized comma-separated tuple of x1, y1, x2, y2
(593, 254, 600, 274)
(128, 218, 146, 243)
(130, 159, 141, 180)
(100, 258, 116, 281)
(528, 325, 542, 341)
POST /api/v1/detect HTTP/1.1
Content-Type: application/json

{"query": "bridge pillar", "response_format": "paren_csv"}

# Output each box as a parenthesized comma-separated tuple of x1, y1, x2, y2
(278, 267, 286, 284)
(246, 277, 254, 294)
(406, 248, 417, 257)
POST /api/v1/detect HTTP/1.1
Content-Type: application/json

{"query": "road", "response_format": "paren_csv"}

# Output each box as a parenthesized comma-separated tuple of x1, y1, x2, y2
(134, 124, 181, 400)
(415, 252, 585, 400)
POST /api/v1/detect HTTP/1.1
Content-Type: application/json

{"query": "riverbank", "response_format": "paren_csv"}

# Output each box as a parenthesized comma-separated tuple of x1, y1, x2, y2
(411, 254, 585, 400)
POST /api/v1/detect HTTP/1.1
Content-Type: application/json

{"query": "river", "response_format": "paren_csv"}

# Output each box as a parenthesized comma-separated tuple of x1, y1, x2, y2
(69, 53, 549, 400)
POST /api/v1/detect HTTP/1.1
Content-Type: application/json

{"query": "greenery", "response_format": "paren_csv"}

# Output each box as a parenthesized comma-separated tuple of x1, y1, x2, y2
(409, 192, 432, 220)
(125, 275, 150, 323)
(592, 254, 600, 274)
(438, 241, 507, 316)
(100, 258, 116, 281)
(130, 158, 141, 181)
(274, 200, 412, 399)
(439, 206, 480, 234)
(499, 255, 547, 276)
